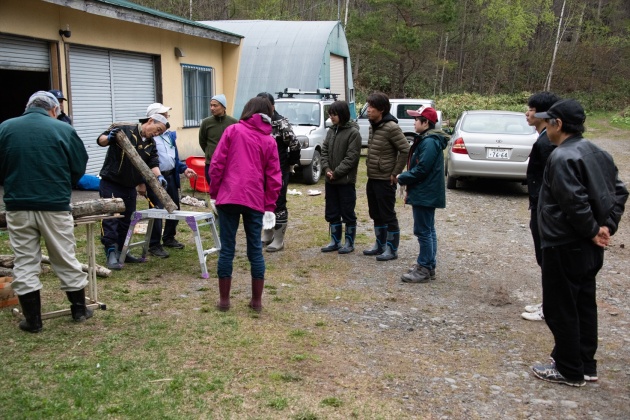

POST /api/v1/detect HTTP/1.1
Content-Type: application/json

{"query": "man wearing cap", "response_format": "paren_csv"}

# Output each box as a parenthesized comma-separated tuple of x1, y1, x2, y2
(530, 99, 627, 387)
(363, 92, 409, 261)
(48, 89, 72, 125)
(521, 91, 561, 322)
(143, 103, 196, 258)
(96, 113, 170, 269)
(198, 94, 238, 189)
(256, 92, 301, 252)
(397, 106, 450, 283)
(0, 91, 91, 332)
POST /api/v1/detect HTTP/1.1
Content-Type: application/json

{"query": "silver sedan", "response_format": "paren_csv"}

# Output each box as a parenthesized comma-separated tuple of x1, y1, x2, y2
(444, 110, 537, 189)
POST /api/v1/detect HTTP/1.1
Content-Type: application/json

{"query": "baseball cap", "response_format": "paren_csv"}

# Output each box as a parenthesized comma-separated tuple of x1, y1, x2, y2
(139, 113, 170, 129)
(48, 89, 66, 101)
(146, 102, 171, 117)
(407, 105, 438, 124)
(534, 99, 586, 126)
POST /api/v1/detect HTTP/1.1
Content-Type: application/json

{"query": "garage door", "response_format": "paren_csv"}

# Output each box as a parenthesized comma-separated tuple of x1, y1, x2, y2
(0, 35, 49, 71)
(69, 46, 156, 175)
(329, 54, 346, 101)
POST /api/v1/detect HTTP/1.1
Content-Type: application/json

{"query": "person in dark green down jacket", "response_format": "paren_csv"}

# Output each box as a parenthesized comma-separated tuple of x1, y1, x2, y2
(320, 101, 362, 254)
(397, 106, 450, 283)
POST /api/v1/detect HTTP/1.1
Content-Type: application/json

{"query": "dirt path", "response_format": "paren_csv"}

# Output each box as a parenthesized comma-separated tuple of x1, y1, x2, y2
(304, 133, 630, 418)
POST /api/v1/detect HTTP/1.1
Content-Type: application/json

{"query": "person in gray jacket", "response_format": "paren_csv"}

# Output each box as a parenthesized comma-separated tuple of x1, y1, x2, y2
(363, 92, 410, 261)
(320, 101, 362, 254)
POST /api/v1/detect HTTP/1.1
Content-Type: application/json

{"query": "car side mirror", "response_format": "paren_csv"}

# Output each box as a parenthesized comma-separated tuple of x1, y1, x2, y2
(325, 118, 333, 128)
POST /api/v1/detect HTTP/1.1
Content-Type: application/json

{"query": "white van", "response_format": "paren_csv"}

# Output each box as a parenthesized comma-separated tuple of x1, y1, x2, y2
(357, 98, 442, 146)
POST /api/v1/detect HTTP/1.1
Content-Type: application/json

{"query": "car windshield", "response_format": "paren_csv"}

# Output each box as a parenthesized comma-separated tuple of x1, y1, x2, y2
(275, 102, 320, 126)
(461, 114, 535, 135)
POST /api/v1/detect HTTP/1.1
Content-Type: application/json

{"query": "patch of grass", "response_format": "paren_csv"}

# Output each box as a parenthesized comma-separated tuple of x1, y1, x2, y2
(321, 396, 343, 407)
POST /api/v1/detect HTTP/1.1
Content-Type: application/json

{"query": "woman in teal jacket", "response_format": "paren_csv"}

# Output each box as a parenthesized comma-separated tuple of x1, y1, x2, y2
(397, 106, 450, 283)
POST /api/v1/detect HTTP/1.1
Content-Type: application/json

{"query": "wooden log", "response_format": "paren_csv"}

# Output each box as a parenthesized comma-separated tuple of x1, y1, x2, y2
(0, 198, 125, 228)
(0, 255, 111, 278)
(0, 276, 18, 308)
(113, 130, 177, 212)
(40, 255, 112, 278)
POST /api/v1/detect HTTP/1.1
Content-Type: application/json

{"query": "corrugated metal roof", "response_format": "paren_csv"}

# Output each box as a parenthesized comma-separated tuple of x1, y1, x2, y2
(200, 20, 345, 117)
(42, 0, 242, 44)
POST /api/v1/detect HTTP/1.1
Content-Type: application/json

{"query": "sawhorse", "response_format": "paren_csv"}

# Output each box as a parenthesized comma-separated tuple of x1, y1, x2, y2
(119, 209, 220, 278)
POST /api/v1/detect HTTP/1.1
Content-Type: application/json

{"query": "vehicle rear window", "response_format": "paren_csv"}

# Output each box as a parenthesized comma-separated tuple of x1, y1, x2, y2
(462, 114, 535, 134)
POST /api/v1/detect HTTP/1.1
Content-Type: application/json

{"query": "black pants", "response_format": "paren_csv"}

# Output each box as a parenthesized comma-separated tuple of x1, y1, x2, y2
(100, 178, 136, 250)
(542, 239, 603, 380)
(366, 178, 399, 231)
(146, 171, 181, 246)
(274, 170, 290, 224)
(530, 207, 542, 267)
(205, 163, 211, 193)
(324, 182, 357, 225)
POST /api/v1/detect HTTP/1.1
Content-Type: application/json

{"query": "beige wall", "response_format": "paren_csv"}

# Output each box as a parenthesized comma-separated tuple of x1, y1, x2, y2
(0, 0, 241, 158)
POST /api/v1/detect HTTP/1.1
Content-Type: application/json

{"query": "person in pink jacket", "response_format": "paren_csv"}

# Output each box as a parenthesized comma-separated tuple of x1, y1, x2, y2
(209, 96, 282, 312)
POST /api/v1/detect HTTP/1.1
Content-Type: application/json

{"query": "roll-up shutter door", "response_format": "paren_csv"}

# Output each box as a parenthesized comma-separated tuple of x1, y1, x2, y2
(329, 54, 346, 101)
(69, 46, 156, 175)
(0, 35, 49, 71)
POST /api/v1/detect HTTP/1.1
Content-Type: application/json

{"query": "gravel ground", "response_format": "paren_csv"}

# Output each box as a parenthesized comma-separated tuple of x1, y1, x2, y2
(300, 133, 630, 419)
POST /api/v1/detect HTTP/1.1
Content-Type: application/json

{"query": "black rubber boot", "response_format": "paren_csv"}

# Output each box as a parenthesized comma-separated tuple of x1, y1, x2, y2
(217, 277, 232, 311)
(17, 290, 43, 333)
(376, 231, 400, 261)
(66, 288, 94, 322)
(321, 223, 342, 252)
(338, 224, 356, 254)
(105, 245, 123, 270)
(363, 225, 387, 255)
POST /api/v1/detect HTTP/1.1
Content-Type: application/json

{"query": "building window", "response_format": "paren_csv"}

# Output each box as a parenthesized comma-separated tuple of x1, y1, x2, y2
(182, 64, 213, 127)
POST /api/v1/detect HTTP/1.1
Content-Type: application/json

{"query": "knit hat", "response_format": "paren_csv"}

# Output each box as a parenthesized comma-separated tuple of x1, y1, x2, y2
(211, 94, 227, 109)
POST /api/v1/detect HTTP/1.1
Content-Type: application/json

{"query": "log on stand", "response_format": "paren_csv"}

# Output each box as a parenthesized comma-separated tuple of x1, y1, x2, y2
(0, 198, 126, 229)
(113, 130, 177, 213)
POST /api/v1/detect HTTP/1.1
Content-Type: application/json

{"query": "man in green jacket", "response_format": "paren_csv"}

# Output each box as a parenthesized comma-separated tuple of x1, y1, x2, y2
(198, 94, 238, 190)
(363, 92, 410, 261)
(397, 106, 450, 283)
(0, 91, 91, 333)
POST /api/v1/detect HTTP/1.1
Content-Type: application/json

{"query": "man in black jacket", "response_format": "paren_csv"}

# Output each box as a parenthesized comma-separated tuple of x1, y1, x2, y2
(97, 114, 170, 269)
(521, 92, 560, 322)
(530, 99, 628, 387)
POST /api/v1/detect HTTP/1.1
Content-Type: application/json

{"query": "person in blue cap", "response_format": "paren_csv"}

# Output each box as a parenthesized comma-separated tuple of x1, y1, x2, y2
(48, 89, 72, 125)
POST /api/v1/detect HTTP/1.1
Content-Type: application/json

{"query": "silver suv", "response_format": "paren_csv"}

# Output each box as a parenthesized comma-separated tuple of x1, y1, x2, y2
(274, 89, 338, 184)
(357, 98, 442, 146)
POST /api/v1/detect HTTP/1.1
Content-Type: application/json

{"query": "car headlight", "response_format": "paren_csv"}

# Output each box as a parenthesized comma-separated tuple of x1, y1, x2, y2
(296, 135, 309, 148)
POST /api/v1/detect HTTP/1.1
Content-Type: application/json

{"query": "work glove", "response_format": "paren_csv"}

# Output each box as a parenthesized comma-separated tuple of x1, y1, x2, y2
(263, 211, 276, 230)
(157, 175, 168, 189)
(107, 127, 121, 145)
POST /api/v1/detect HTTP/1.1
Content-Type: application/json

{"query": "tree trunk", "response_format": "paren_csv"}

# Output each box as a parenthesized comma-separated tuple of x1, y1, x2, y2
(0, 198, 126, 228)
(112, 130, 177, 212)
(545, 0, 566, 91)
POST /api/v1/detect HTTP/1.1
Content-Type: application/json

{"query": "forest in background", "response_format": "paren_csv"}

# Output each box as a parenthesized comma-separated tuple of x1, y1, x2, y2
(136, 0, 630, 109)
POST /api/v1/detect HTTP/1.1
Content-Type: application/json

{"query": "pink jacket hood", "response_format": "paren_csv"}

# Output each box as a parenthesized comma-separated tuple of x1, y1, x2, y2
(209, 114, 282, 213)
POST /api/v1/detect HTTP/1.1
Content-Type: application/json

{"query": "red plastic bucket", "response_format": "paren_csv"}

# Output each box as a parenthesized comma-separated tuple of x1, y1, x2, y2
(185, 156, 209, 192)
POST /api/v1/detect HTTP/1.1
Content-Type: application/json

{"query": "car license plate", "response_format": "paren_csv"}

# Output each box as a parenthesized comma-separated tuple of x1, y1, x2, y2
(487, 148, 509, 159)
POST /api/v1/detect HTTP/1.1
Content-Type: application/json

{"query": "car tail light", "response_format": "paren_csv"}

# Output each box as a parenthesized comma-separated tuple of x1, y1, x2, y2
(452, 137, 468, 154)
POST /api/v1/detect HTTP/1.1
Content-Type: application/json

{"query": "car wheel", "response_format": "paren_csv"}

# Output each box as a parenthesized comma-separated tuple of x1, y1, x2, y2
(446, 173, 457, 189)
(303, 150, 321, 185)
(405, 134, 415, 146)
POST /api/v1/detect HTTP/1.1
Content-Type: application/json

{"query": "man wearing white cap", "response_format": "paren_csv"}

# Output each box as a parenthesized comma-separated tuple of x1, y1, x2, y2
(96, 112, 170, 269)
(144, 103, 196, 258)
(199, 94, 237, 190)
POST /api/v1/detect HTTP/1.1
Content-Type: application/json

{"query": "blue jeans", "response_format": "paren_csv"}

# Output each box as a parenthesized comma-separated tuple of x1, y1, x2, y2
(412, 205, 437, 270)
(217, 204, 265, 279)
